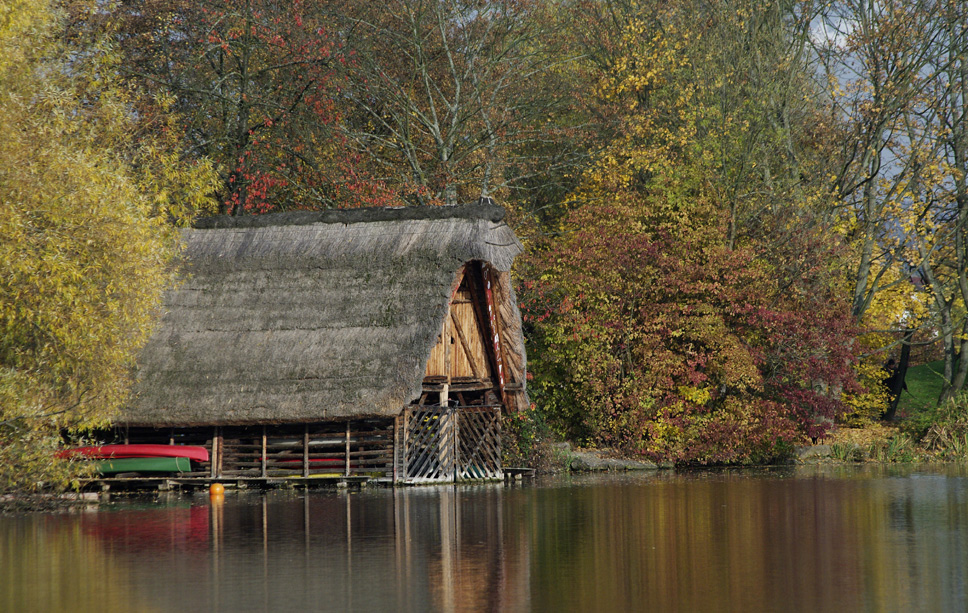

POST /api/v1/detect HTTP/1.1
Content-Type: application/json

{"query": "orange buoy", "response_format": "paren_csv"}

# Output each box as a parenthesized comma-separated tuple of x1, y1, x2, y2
(210, 483, 225, 496)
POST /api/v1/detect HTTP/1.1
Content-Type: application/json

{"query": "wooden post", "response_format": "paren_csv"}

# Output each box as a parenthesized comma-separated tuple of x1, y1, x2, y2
(443, 290, 453, 384)
(441, 382, 451, 481)
(399, 412, 408, 483)
(393, 414, 401, 484)
(443, 291, 455, 482)
(303, 424, 310, 478)
(209, 427, 217, 479)
(345, 421, 351, 477)
(211, 426, 222, 479)
(261, 426, 267, 478)
(217, 427, 224, 478)
(453, 400, 460, 482)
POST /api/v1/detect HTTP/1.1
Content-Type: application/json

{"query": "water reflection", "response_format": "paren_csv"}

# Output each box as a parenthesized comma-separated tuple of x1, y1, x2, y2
(3, 465, 968, 612)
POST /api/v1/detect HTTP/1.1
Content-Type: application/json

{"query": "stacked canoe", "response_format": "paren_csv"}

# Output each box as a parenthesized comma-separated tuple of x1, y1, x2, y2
(58, 444, 209, 476)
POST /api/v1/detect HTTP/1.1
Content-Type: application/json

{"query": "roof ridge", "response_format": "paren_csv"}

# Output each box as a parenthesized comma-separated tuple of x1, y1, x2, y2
(193, 200, 505, 230)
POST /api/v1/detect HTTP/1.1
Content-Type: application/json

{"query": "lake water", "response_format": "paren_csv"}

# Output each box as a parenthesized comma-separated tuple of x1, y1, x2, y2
(3, 464, 968, 612)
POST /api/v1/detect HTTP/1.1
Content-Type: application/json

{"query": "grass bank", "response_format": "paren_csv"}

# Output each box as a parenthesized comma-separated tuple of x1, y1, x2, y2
(826, 360, 968, 463)
(896, 359, 950, 416)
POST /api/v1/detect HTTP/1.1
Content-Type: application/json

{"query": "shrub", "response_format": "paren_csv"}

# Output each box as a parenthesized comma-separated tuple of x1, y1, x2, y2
(503, 407, 564, 471)
(917, 393, 968, 459)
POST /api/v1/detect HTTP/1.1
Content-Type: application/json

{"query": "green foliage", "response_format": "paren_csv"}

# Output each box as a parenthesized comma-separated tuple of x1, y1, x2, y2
(0, 428, 73, 494)
(831, 442, 865, 462)
(502, 407, 562, 471)
(898, 370, 964, 446)
(867, 435, 916, 463)
(0, 0, 215, 493)
(913, 393, 968, 460)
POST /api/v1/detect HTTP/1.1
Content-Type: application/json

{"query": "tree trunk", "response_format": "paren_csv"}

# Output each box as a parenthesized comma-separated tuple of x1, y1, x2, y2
(883, 328, 913, 421)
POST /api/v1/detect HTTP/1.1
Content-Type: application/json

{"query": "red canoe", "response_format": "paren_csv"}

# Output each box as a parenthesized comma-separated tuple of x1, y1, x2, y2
(58, 444, 209, 463)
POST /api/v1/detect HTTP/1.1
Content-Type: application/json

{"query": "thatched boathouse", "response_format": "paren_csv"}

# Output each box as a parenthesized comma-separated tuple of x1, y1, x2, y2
(114, 201, 527, 484)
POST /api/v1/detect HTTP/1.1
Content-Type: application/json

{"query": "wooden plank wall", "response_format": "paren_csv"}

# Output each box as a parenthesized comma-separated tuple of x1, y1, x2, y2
(120, 420, 395, 480)
(425, 281, 491, 381)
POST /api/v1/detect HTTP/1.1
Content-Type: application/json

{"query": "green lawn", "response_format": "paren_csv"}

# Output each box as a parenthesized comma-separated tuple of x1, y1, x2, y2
(897, 359, 949, 414)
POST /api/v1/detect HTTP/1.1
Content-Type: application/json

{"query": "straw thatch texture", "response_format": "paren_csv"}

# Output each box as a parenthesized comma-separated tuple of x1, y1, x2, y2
(124, 204, 526, 426)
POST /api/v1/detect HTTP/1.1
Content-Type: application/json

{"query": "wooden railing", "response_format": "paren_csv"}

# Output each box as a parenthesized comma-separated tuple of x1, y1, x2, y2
(399, 405, 502, 483)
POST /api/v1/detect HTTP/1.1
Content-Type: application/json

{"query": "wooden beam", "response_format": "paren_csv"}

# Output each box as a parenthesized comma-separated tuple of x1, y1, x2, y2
(440, 384, 452, 481)
(423, 380, 493, 392)
(441, 265, 463, 384)
(443, 319, 453, 386)
(448, 264, 467, 302)
(450, 310, 485, 379)
(478, 264, 508, 404)
(463, 264, 501, 391)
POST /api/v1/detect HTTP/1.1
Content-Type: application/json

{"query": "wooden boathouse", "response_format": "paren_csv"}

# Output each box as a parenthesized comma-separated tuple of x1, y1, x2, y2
(109, 201, 527, 485)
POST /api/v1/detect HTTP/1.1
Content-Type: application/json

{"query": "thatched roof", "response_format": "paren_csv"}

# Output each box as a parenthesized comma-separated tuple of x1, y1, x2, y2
(124, 202, 526, 426)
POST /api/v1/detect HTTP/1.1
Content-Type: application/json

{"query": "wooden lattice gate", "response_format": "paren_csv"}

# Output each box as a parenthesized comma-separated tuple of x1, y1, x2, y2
(398, 405, 502, 483)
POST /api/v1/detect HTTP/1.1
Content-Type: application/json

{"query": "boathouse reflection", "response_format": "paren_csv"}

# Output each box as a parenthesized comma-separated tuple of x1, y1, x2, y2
(79, 485, 530, 612)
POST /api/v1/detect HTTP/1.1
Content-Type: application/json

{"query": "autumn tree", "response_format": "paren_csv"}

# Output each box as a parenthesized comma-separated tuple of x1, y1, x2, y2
(113, 0, 398, 213)
(934, 1, 968, 399)
(810, 0, 968, 405)
(895, 0, 968, 401)
(523, 0, 860, 460)
(813, 0, 942, 321)
(0, 0, 215, 492)
(328, 0, 573, 206)
(524, 195, 858, 462)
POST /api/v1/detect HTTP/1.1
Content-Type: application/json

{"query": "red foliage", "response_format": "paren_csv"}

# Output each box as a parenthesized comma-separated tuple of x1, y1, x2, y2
(119, 0, 406, 213)
(522, 200, 859, 463)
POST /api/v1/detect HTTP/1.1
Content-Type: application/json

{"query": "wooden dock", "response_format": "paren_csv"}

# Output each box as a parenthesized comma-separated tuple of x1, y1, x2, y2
(91, 475, 382, 493)
(503, 467, 535, 482)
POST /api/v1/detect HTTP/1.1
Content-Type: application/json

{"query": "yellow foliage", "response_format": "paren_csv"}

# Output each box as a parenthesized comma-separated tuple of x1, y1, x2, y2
(841, 361, 891, 426)
(838, 262, 925, 426)
(677, 385, 711, 406)
(0, 0, 216, 492)
(647, 416, 683, 457)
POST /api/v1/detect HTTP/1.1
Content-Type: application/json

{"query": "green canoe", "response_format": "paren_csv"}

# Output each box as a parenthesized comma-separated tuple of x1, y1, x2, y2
(95, 457, 193, 475)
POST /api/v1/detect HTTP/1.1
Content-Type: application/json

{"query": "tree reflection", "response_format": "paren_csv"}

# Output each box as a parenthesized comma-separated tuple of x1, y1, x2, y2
(2, 468, 968, 612)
